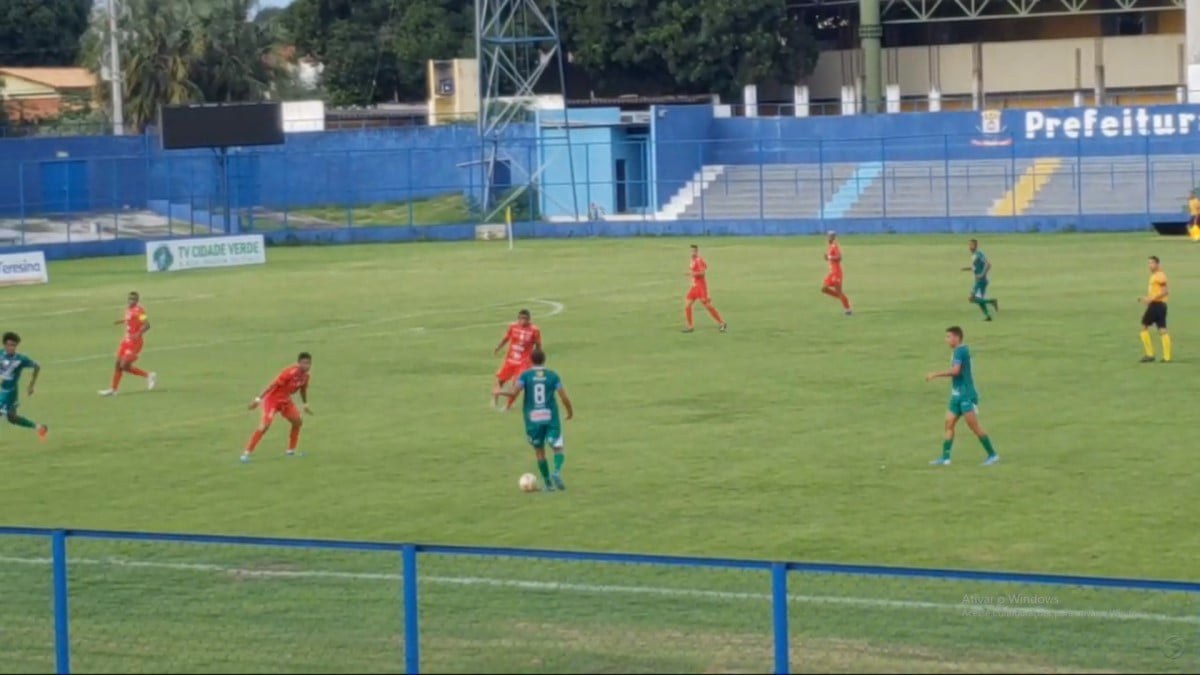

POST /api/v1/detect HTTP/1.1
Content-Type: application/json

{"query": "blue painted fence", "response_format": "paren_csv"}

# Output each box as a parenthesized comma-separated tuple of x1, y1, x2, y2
(1, 527, 1196, 673)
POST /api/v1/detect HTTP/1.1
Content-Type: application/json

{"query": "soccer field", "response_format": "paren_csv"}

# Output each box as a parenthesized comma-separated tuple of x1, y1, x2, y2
(0, 233, 1196, 672)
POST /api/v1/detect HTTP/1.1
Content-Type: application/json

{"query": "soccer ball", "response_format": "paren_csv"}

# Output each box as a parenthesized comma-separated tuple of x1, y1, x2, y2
(519, 473, 538, 492)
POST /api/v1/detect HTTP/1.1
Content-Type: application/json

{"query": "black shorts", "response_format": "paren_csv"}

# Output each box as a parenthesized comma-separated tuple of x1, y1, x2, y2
(1142, 301, 1167, 329)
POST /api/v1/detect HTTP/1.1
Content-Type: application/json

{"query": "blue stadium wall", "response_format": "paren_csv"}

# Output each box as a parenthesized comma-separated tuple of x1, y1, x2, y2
(4, 103, 1200, 260)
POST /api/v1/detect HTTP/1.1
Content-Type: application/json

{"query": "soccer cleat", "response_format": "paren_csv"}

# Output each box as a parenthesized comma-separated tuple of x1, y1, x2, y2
(984, 316, 993, 322)
(240, 452, 251, 464)
(542, 483, 556, 493)
(929, 458, 951, 466)
(147, 372, 157, 390)
(551, 472, 566, 491)
(982, 454, 1000, 466)
(1140, 356, 1156, 363)
(36, 424, 48, 443)
(286, 450, 296, 457)
(681, 327, 694, 333)
(98, 389, 117, 397)
(991, 299, 1000, 313)
(844, 310, 853, 316)
(718, 323, 727, 333)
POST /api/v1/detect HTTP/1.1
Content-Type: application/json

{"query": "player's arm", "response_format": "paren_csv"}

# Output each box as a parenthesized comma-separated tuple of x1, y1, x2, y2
(248, 379, 278, 409)
(925, 363, 962, 382)
(503, 379, 525, 410)
(557, 385, 574, 420)
(138, 316, 151, 337)
(299, 383, 313, 414)
(26, 358, 39, 396)
(493, 332, 510, 356)
(982, 260, 992, 278)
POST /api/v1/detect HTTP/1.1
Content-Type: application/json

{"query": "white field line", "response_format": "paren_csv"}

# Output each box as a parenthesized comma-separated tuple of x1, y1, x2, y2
(356, 300, 565, 340)
(5, 294, 217, 322)
(46, 279, 668, 367)
(0, 554, 1193, 625)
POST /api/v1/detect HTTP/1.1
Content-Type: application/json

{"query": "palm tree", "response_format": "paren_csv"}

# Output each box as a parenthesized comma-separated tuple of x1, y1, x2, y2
(83, 0, 283, 133)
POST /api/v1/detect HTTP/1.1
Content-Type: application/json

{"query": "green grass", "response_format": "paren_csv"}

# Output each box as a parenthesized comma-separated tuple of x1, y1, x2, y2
(0, 234, 1197, 673)
(264, 193, 474, 229)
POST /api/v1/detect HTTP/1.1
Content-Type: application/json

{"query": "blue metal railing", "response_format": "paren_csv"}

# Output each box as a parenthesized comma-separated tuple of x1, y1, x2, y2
(1, 526, 1197, 674)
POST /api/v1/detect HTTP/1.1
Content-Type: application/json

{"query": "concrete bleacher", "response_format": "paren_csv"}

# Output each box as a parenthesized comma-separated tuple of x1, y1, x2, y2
(675, 156, 1200, 220)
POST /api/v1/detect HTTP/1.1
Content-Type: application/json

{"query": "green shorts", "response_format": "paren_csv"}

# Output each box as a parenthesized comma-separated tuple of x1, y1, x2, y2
(525, 422, 563, 450)
(972, 279, 989, 299)
(0, 389, 18, 413)
(948, 395, 979, 417)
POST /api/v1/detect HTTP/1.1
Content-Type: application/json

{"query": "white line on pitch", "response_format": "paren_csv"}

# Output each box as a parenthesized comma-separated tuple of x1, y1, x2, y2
(354, 299, 565, 340)
(0, 555, 1192, 625)
(5, 294, 217, 322)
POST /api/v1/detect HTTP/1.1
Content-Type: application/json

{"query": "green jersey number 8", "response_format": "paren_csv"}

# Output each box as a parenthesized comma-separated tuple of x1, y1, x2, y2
(533, 383, 546, 406)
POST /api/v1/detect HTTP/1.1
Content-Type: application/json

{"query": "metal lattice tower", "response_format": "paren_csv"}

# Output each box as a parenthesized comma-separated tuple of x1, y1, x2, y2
(475, 0, 578, 219)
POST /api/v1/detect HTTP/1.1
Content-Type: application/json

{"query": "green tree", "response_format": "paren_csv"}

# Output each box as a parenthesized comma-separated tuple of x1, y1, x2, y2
(82, 0, 284, 132)
(559, 0, 818, 99)
(285, 0, 469, 106)
(0, 0, 91, 66)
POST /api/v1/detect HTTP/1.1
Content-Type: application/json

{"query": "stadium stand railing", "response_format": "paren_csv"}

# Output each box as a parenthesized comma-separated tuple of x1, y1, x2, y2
(0, 527, 1196, 673)
(2, 134, 1199, 254)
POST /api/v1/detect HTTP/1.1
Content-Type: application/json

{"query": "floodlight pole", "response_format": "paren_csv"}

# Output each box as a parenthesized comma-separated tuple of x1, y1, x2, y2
(107, 0, 125, 135)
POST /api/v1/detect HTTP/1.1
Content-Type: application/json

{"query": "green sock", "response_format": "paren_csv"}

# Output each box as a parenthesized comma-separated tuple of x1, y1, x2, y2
(9, 416, 35, 429)
(941, 439, 953, 460)
(975, 299, 992, 318)
(536, 458, 551, 484)
(552, 452, 564, 474)
(979, 435, 996, 457)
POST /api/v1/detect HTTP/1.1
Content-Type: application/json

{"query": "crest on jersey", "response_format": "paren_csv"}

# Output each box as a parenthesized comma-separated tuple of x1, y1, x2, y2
(971, 110, 1013, 147)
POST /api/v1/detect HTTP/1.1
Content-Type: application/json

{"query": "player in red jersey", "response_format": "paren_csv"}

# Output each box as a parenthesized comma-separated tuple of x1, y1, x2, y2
(684, 244, 726, 333)
(241, 352, 313, 463)
(99, 291, 157, 396)
(492, 309, 542, 409)
(821, 231, 853, 315)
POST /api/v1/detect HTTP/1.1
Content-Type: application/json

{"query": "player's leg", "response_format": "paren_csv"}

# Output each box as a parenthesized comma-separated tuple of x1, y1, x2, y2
(2, 397, 46, 441)
(492, 363, 515, 408)
(1139, 310, 1156, 361)
(283, 406, 304, 456)
(242, 408, 276, 461)
(700, 297, 724, 329)
(683, 292, 697, 331)
(962, 406, 998, 464)
(972, 282, 993, 320)
(932, 409, 959, 465)
(829, 279, 851, 313)
(549, 425, 565, 490)
(1156, 306, 1171, 363)
(527, 424, 554, 490)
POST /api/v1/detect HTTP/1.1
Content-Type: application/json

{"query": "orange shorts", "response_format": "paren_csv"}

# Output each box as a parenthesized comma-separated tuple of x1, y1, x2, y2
(262, 399, 300, 426)
(686, 285, 709, 302)
(495, 360, 529, 384)
(823, 273, 843, 288)
(117, 338, 143, 363)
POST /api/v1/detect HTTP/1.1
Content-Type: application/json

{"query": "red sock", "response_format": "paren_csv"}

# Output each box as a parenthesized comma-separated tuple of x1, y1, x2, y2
(706, 304, 724, 324)
(839, 293, 851, 310)
(110, 369, 123, 391)
(246, 429, 265, 453)
(127, 366, 148, 378)
(288, 426, 301, 451)
(685, 305, 694, 328)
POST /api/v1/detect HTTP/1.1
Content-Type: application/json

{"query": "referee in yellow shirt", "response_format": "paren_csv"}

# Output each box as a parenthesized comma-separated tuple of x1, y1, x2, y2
(1139, 255, 1171, 363)
(1189, 192, 1200, 241)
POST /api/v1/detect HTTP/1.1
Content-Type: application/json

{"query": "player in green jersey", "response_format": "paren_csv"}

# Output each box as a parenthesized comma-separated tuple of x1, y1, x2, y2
(962, 239, 999, 321)
(0, 332, 48, 442)
(504, 349, 574, 492)
(925, 326, 997, 466)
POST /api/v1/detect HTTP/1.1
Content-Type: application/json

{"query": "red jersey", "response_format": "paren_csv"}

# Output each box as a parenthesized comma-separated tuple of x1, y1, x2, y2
(503, 322, 541, 366)
(826, 242, 843, 275)
(124, 305, 148, 341)
(690, 257, 708, 288)
(264, 365, 309, 404)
